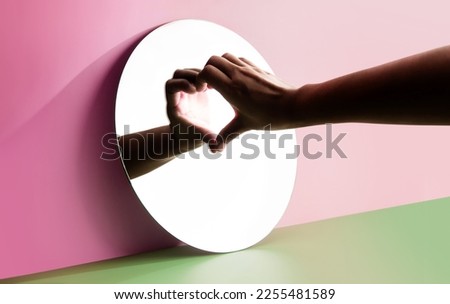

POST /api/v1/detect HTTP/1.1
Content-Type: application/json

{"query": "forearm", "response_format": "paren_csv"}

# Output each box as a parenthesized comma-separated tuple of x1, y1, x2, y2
(292, 46, 450, 127)
(119, 125, 176, 179)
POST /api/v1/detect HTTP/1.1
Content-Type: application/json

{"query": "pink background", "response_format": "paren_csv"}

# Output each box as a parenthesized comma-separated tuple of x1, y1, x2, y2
(1, 0, 449, 279)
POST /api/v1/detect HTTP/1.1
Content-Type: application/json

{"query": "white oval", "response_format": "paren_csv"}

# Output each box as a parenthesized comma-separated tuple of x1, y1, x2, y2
(115, 19, 297, 252)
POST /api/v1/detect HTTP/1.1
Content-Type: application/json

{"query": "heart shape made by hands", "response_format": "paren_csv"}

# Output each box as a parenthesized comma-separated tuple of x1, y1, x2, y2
(168, 88, 235, 151)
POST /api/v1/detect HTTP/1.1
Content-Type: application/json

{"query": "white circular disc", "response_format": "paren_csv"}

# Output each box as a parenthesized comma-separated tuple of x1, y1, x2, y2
(115, 19, 297, 252)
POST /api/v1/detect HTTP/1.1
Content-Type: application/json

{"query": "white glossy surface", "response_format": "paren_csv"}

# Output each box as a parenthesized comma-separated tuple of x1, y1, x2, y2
(115, 19, 297, 252)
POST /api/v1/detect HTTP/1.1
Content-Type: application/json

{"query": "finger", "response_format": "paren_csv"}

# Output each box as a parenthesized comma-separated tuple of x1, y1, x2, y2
(185, 68, 207, 91)
(195, 125, 217, 145)
(172, 69, 199, 83)
(173, 68, 201, 76)
(166, 78, 197, 94)
(165, 79, 196, 107)
(212, 116, 246, 152)
(222, 53, 246, 67)
(195, 81, 208, 92)
(197, 64, 231, 97)
(240, 57, 270, 74)
(204, 55, 238, 78)
(172, 68, 207, 92)
(239, 57, 259, 68)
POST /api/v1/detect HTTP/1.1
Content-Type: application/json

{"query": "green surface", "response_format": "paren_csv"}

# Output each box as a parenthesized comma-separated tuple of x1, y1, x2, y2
(3, 196, 450, 283)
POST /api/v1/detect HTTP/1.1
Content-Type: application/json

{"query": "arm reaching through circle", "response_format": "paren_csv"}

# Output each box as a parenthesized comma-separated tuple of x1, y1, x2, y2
(198, 48, 450, 152)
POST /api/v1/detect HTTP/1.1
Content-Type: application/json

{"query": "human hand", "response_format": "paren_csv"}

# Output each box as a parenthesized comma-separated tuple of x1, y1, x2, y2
(166, 68, 216, 154)
(198, 53, 296, 152)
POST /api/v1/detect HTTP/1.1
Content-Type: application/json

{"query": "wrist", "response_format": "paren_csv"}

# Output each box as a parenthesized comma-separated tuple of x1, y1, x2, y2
(283, 84, 319, 128)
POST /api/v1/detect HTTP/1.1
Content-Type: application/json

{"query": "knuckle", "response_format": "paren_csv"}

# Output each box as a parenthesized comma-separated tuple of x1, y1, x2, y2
(200, 64, 213, 76)
(206, 55, 220, 65)
(203, 64, 213, 72)
(173, 69, 182, 76)
(165, 79, 173, 88)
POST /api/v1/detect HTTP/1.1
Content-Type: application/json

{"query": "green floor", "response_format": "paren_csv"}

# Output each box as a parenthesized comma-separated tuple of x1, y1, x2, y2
(3, 196, 450, 283)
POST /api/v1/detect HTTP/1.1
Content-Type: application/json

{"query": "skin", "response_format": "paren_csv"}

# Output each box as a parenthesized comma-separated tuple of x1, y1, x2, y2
(121, 45, 450, 178)
(197, 47, 450, 151)
(119, 69, 215, 179)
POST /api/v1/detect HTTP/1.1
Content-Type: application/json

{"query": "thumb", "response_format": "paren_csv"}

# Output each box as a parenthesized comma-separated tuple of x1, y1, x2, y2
(192, 124, 217, 146)
(211, 116, 246, 152)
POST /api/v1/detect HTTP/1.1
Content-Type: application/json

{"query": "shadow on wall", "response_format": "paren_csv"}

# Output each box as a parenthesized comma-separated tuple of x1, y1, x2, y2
(76, 29, 180, 250)
(0, 27, 179, 279)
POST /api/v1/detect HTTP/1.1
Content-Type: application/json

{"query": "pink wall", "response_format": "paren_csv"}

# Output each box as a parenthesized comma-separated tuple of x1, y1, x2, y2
(1, 0, 449, 279)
